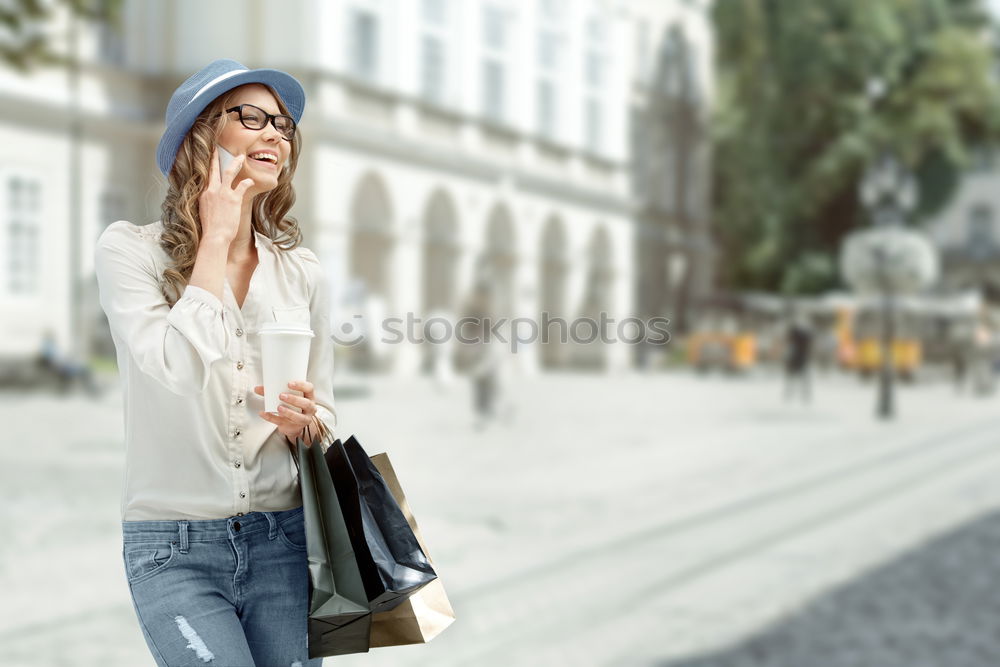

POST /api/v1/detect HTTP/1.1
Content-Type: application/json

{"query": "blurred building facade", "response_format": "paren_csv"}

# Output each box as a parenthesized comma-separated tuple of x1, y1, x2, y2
(0, 0, 714, 376)
(923, 2, 1000, 307)
(627, 0, 714, 348)
(924, 149, 1000, 303)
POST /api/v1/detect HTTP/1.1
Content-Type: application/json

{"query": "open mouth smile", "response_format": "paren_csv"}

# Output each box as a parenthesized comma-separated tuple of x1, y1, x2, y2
(247, 152, 279, 169)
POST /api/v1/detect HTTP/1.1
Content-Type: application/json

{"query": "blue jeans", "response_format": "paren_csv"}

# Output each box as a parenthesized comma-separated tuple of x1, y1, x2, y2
(122, 506, 323, 666)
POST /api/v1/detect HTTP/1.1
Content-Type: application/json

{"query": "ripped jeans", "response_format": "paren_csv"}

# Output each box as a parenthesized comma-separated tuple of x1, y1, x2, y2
(122, 506, 323, 666)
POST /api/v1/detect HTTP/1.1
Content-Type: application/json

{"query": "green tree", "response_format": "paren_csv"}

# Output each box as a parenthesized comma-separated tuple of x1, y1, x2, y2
(712, 0, 1000, 294)
(0, 0, 122, 72)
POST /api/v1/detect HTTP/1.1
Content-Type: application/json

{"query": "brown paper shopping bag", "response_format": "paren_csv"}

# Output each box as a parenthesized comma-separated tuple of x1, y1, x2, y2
(368, 453, 456, 647)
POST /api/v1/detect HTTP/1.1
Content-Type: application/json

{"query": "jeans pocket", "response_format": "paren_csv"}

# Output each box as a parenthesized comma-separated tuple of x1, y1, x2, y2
(123, 541, 176, 585)
(277, 511, 307, 552)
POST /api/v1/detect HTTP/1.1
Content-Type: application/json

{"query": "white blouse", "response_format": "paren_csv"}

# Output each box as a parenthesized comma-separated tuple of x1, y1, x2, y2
(94, 220, 338, 522)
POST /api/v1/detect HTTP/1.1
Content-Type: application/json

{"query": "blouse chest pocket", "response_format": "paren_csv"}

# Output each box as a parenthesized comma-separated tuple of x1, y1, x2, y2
(272, 305, 311, 325)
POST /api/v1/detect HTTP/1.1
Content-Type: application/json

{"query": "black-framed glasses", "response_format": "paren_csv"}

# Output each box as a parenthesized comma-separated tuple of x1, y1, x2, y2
(223, 104, 296, 140)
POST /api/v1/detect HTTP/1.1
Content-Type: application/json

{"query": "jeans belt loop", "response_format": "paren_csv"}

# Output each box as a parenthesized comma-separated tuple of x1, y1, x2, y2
(178, 521, 190, 554)
(264, 511, 277, 540)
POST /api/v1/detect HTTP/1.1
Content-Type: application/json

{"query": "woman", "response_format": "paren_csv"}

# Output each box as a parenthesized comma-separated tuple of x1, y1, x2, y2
(94, 59, 335, 666)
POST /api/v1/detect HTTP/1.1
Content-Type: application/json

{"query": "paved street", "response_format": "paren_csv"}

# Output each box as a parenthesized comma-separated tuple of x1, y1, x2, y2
(3, 368, 1000, 666)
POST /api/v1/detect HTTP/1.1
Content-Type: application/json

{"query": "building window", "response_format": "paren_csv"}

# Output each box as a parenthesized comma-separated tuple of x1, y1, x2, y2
(538, 30, 560, 70)
(97, 0, 126, 67)
(422, 0, 446, 25)
(660, 33, 681, 98)
(661, 28, 697, 104)
(654, 137, 678, 213)
(585, 97, 602, 154)
(422, 36, 445, 103)
(654, 26, 703, 219)
(482, 60, 505, 122)
(421, 0, 449, 103)
(348, 8, 380, 81)
(538, 0, 559, 21)
(968, 205, 995, 258)
(5, 174, 42, 296)
(481, 5, 509, 122)
(585, 50, 603, 88)
(537, 80, 556, 137)
(585, 15, 604, 42)
(483, 5, 506, 50)
(582, 12, 608, 153)
(636, 19, 650, 84)
(536, 3, 564, 139)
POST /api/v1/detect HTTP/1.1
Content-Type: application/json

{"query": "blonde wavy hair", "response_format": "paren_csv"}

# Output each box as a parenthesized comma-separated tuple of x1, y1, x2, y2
(159, 84, 303, 306)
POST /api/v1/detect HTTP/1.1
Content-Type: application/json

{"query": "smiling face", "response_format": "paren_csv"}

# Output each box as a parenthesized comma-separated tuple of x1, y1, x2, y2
(216, 83, 293, 197)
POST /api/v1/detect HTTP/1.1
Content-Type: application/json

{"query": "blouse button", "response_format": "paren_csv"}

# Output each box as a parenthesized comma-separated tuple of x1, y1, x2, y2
(239, 492, 246, 499)
(234, 461, 241, 468)
(233, 429, 241, 438)
(236, 328, 244, 337)
(236, 397, 244, 405)
(236, 361, 245, 370)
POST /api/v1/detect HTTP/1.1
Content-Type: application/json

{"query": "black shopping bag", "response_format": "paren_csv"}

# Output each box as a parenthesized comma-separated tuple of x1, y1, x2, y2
(326, 435, 438, 613)
(292, 424, 372, 658)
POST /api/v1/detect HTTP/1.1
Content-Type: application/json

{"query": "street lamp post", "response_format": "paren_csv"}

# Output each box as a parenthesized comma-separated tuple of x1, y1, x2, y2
(840, 152, 938, 419)
(873, 245, 894, 418)
(865, 154, 914, 419)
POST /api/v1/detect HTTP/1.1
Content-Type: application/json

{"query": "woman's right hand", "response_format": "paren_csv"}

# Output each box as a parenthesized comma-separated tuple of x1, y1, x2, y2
(198, 147, 255, 247)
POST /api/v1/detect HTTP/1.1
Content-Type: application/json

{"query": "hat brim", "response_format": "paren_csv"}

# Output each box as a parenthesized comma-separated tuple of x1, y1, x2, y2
(156, 67, 305, 177)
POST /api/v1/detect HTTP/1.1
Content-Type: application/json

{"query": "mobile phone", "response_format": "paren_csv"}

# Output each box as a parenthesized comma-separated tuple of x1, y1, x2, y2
(218, 145, 238, 173)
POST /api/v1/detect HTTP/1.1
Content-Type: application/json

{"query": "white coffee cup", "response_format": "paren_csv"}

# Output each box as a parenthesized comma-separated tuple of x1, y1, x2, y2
(259, 321, 314, 413)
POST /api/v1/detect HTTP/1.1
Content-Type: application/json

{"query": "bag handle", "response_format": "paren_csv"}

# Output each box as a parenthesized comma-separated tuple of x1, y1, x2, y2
(285, 417, 335, 474)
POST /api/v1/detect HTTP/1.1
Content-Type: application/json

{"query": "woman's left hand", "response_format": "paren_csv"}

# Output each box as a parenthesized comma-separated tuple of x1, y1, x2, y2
(256, 381, 319, 444)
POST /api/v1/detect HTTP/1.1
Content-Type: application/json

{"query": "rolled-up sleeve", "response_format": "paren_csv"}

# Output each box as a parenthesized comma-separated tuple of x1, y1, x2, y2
(94, 221, 231, 397)
(298, 247, 339, 445)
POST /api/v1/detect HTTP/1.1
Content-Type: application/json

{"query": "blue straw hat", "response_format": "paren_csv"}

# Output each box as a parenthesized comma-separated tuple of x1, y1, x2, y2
(156, 58, 306, 176)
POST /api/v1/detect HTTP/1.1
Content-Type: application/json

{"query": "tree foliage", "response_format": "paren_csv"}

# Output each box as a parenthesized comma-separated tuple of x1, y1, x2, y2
(0, 0, 122, 72)
(712, 0, 1000, 294)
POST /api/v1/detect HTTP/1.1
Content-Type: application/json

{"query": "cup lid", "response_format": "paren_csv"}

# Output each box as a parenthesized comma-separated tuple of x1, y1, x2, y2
(259, 322, 314, 337)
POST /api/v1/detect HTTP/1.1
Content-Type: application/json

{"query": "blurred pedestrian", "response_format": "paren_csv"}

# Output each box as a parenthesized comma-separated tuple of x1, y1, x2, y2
(362, 290, 389, 371)
(971, 316, 995, 396)
(471, 340, 502, 429)
(950, 333, 970, 394)
(35, 328, 99, 395)
(816, 325, 839, 375)
(464, 281, 503, 430)
(425, 308, 457, 391)
(94, 59, 331, 666)
(783, 314, 813, 402)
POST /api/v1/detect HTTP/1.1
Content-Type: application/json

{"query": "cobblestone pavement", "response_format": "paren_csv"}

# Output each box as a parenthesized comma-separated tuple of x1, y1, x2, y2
(660, 509, 1000, 667)
(2, 368, 1000, 666)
